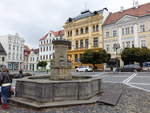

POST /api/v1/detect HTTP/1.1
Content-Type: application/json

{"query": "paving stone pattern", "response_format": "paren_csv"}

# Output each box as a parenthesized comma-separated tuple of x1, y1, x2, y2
(1, 82, 150, 113)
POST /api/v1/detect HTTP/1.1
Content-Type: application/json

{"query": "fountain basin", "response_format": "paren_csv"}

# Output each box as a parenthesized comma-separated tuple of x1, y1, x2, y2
(15, 75, 101, 103)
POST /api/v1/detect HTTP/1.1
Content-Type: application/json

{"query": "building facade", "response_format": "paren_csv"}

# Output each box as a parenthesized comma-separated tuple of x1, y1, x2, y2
(0, 42, 7, 67)
(103, 2, 150, 66)
(28, 49, 39, 71)
(39, 30, 64, 69)
(0, 33, 25, 70)
(64, 9, 109, 69)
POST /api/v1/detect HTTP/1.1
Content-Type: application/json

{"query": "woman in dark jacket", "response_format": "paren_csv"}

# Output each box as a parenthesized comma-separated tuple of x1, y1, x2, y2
(0, 68, 12, 109)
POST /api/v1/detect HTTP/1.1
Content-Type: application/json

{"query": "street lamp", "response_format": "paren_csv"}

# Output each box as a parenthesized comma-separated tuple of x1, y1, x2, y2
(113, 43, 120, 68)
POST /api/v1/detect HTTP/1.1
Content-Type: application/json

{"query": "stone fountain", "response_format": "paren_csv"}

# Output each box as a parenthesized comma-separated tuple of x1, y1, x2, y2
(11, 40, 102, 108)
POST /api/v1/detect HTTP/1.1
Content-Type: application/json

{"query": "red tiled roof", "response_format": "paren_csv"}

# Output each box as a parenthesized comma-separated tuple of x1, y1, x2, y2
(31, 49, 39, 54)
(103, 2, 150, 25)
(39, 33, 49, 41)
(39, 30, 64, 41)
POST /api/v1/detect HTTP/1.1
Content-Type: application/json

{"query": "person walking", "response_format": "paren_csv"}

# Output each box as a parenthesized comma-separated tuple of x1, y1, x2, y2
(0, 67, 12, 109)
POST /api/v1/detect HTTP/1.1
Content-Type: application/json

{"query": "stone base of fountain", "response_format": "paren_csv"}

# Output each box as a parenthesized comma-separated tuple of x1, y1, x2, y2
(10, 75, 102, 108)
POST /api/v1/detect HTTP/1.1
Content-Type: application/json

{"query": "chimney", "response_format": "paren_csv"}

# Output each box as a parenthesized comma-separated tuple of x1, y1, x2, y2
(133, 0, 139, 8)
(135, 1, 139, 8)
(120, 6, 124, 12)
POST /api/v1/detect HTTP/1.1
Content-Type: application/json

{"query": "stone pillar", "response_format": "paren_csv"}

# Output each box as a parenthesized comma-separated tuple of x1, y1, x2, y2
(50, 40, 72, 80)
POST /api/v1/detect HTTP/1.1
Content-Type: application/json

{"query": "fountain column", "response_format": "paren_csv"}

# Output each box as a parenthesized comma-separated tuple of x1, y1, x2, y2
(50, 40, 72, 80)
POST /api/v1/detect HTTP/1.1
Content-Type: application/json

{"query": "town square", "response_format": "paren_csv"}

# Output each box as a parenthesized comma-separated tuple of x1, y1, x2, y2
(0, 0, 150, 113)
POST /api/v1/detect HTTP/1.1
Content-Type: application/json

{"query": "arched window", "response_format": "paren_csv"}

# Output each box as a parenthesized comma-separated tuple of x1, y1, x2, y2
(96, 25, 99, 31)
(93, 25, 95, 32)
(76, 29, 78, 35)
(80, 28, 83, 34)
(85, 27, 88, 33)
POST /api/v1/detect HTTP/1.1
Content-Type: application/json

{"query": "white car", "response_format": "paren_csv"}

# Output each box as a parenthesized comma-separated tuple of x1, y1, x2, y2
(75, 66, 93, 72)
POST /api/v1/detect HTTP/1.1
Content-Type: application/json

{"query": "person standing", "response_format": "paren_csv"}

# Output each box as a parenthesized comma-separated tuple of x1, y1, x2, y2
(0, 67, 12, 109)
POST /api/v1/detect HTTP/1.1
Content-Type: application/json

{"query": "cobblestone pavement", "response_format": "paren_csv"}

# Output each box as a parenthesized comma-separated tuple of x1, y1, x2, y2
(0, 82, 150, 113)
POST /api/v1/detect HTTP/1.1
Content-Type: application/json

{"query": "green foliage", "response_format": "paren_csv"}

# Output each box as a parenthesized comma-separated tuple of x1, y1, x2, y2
(80, 49, 110, 69)
(121, 47, 150, 66)
(37, 61, 48, 68)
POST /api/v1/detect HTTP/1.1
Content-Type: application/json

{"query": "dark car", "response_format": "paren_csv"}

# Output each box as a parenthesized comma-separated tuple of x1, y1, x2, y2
(119, 64, 142, 72)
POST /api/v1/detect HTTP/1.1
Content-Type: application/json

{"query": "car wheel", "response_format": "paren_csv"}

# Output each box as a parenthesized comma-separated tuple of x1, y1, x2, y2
(85, 69, 88, 72)
(76, 70, 78, 72)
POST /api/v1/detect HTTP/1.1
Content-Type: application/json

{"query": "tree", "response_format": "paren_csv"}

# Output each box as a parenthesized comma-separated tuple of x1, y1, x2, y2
(80, 49, 110, 70)
(37, 61, 47, 70)
(121, 47, 150, 66)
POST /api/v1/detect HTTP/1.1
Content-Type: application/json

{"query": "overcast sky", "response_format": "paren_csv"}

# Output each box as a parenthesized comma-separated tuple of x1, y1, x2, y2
(0, 0, 149, 48)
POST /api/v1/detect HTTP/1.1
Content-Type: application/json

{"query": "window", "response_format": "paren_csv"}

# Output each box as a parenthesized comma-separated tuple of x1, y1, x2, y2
(76, 29, 79, 35)
(47, 46, 48, 51)
(8, 52, 11, 59)
(2, 57, 5, 62)
(85, 27, 88, 33)
(13, 45, 15, 50)
(93, 37, 98, 47)
(131, 26, 134, 34)
(93, 25, 95, 32)
(122, 42, 125, 48)
(140, 24, 145, 32)
(43, 47, 45, 51)
(68, 31, 69, 37)
(122, 28, 124, 35)
(75, 40, 78, 49)
(125, 27, 130, 34)
(141, 40, 146, 47)
(70, 31, 72, 36)
(49, 55, 51, 59)
(40, 47, 42, 52)
(46, 55, 48, 60)
(43, 55, 45, 60)
(126, 41, 130, 48)
(80, 39, 83, 48)
(85, 39, 89, 48)
(106, 44, 110, 52)
(96, 25, 99, 31)
(40, 56, 42, 60)
(80, 28, 84, 34)
(113, 30, 117, 37)
(9, 44, 11, 50)
(106, 32, 109, 38)
(132, 41, 134, 48)
(68, 41, 72, 49)
(74, 54, 78, 62)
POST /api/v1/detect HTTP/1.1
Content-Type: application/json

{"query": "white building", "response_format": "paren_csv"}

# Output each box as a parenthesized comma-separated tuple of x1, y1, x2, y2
(103, 2, 150, 66)
(39, 30, 64, 69)
(28, 49, 39, 71)
(0, 33, 25, 70)
(0, 42, 7, 67)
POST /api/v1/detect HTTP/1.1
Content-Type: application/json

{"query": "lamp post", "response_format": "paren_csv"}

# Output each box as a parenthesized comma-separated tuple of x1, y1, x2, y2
(113, 43, 120, 68)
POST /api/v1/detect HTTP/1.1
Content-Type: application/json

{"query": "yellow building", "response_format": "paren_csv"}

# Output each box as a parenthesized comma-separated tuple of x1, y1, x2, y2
(64, 9, 109, 69)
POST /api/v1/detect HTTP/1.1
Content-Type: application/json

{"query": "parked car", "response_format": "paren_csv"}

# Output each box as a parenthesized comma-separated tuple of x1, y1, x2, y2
(118, 64, 142, 72)
(75, 66, 93, 72)
(142, 62, 150, 71)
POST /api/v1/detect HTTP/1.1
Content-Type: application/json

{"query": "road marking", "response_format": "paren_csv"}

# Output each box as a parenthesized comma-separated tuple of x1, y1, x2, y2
(126, 84, 150, 92)
(122, 73, 137, 84)
(129, 83, 150, 85)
